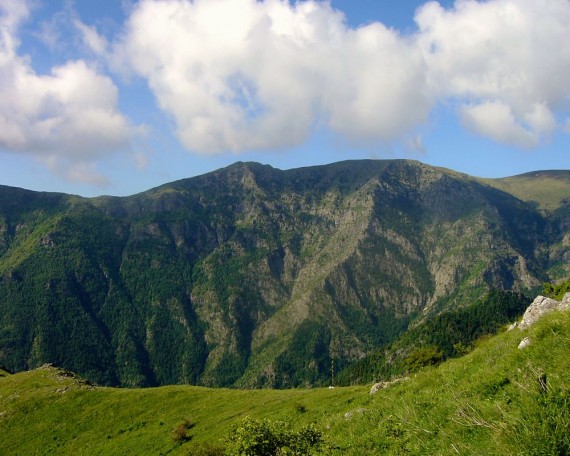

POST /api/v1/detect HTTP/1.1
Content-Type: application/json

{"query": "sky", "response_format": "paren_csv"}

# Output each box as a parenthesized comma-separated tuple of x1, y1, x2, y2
(0, 0, 569, 197)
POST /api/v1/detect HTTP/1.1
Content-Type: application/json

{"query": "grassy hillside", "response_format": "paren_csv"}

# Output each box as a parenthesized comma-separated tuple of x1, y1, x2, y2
(1, 306, 569, 455)
(482, 170, 570, 212)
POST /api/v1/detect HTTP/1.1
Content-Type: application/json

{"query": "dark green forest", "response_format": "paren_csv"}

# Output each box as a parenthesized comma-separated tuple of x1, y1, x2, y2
(336, 290, 530, 385)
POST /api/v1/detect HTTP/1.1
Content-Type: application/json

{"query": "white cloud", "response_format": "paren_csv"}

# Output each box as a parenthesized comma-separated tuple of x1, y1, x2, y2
(416, 0, 570, 147)
(111, 0, 570, 155)
(74, 19, 109, 56)
(0, 0, 139, 184)
(460, 101, 537, 148)
(322, 22, 430, 142)
(3, 0, 570, 183)
(114, 0, 432, 154)
(0, 0, 29, 31)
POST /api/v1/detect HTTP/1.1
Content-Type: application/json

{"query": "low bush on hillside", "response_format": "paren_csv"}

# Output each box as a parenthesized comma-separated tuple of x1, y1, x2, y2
(187, 443, 225, 456)
(223, 417, 323, 456)
(171, 419, 194, 442)
(403, 345, 444, 371)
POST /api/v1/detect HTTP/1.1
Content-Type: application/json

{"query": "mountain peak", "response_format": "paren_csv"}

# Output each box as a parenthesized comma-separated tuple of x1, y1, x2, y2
(0, 159, 568, 388)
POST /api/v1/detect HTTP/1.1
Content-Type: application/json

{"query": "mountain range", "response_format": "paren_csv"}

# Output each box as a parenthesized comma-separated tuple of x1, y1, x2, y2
(0, 159, 568, 387)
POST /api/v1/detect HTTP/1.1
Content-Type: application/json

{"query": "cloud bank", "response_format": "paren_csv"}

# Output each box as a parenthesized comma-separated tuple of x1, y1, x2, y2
(110, 0, 569, 154)
(1, 0, 569, 183)
(416, 0, 570, 148)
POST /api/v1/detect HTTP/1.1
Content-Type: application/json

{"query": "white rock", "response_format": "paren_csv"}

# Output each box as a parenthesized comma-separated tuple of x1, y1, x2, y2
(370, 382, 385, 395)
(518, 337, 531, 349)
(518, 296, 561, 330)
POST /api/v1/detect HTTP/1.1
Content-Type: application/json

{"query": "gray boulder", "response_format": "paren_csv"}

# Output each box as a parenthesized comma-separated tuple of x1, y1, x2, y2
(370, 377, 409, 395)
(518, 295, 567, 330)
(518, 337, 531, 349)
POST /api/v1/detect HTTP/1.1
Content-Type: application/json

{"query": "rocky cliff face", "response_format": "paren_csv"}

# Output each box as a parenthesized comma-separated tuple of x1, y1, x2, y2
(0, 160, 567, 387)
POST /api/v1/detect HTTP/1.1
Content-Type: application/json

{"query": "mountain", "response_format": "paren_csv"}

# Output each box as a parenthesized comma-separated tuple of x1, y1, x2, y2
(0, 160, 568, 387)
(480, 170, 570, 282)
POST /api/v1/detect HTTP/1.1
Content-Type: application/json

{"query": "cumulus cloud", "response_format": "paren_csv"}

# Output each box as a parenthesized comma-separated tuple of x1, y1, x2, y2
(460, 101, 537, 148)
(0, 1, 138, 184)
(108, 0, 570, 155)
(2, 0, 570, 180)
(417, 0, 570, 147)
(113, 0, 432, 154)
(0, 59, 133, 156)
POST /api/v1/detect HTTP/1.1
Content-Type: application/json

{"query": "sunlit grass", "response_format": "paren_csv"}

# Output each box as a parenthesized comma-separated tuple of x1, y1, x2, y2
(1, 309, 568, 455)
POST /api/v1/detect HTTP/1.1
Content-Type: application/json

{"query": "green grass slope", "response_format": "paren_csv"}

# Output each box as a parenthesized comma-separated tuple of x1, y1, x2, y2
(1, 307, 569, 455)
(481, 170, 570, 212)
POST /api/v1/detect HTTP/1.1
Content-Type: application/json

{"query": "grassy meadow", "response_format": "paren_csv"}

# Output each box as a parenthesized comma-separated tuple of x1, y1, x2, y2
(1, 306, 569, 455)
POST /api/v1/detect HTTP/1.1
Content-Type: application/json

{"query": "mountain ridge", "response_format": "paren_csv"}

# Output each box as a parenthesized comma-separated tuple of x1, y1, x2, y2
(0, 159, 568, 388)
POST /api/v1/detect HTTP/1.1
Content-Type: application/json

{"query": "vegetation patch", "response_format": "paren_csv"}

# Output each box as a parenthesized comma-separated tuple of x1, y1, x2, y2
(171, 418, 194, 442)
(223, 417, 324, 456)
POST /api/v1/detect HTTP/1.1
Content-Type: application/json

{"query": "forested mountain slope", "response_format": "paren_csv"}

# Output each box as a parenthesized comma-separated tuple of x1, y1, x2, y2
(0, 160, 568, 387)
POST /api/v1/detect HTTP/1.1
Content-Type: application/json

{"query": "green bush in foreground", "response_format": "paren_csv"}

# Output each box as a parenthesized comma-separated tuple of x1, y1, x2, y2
(223, 416, 323, 456)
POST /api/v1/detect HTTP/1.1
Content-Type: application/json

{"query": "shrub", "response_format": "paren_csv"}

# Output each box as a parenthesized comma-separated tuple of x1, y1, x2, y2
(187, 443, 225, 455)
(223, 416, 323, 456)
(404, 345, 443, 372)
(543, 280, 570, 301)
(171, 419, 193, 442)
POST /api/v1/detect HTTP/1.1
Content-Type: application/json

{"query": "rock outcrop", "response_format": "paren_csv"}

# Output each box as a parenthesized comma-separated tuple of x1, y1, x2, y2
(370, 376, 409, 395)
(518, 337, 531, 349)
(518, 293, 570, 330)
(516, 292, 570, 349)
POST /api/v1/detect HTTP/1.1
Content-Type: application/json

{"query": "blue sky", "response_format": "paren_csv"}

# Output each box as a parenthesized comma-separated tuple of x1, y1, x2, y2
(0, 0, 569, 197)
